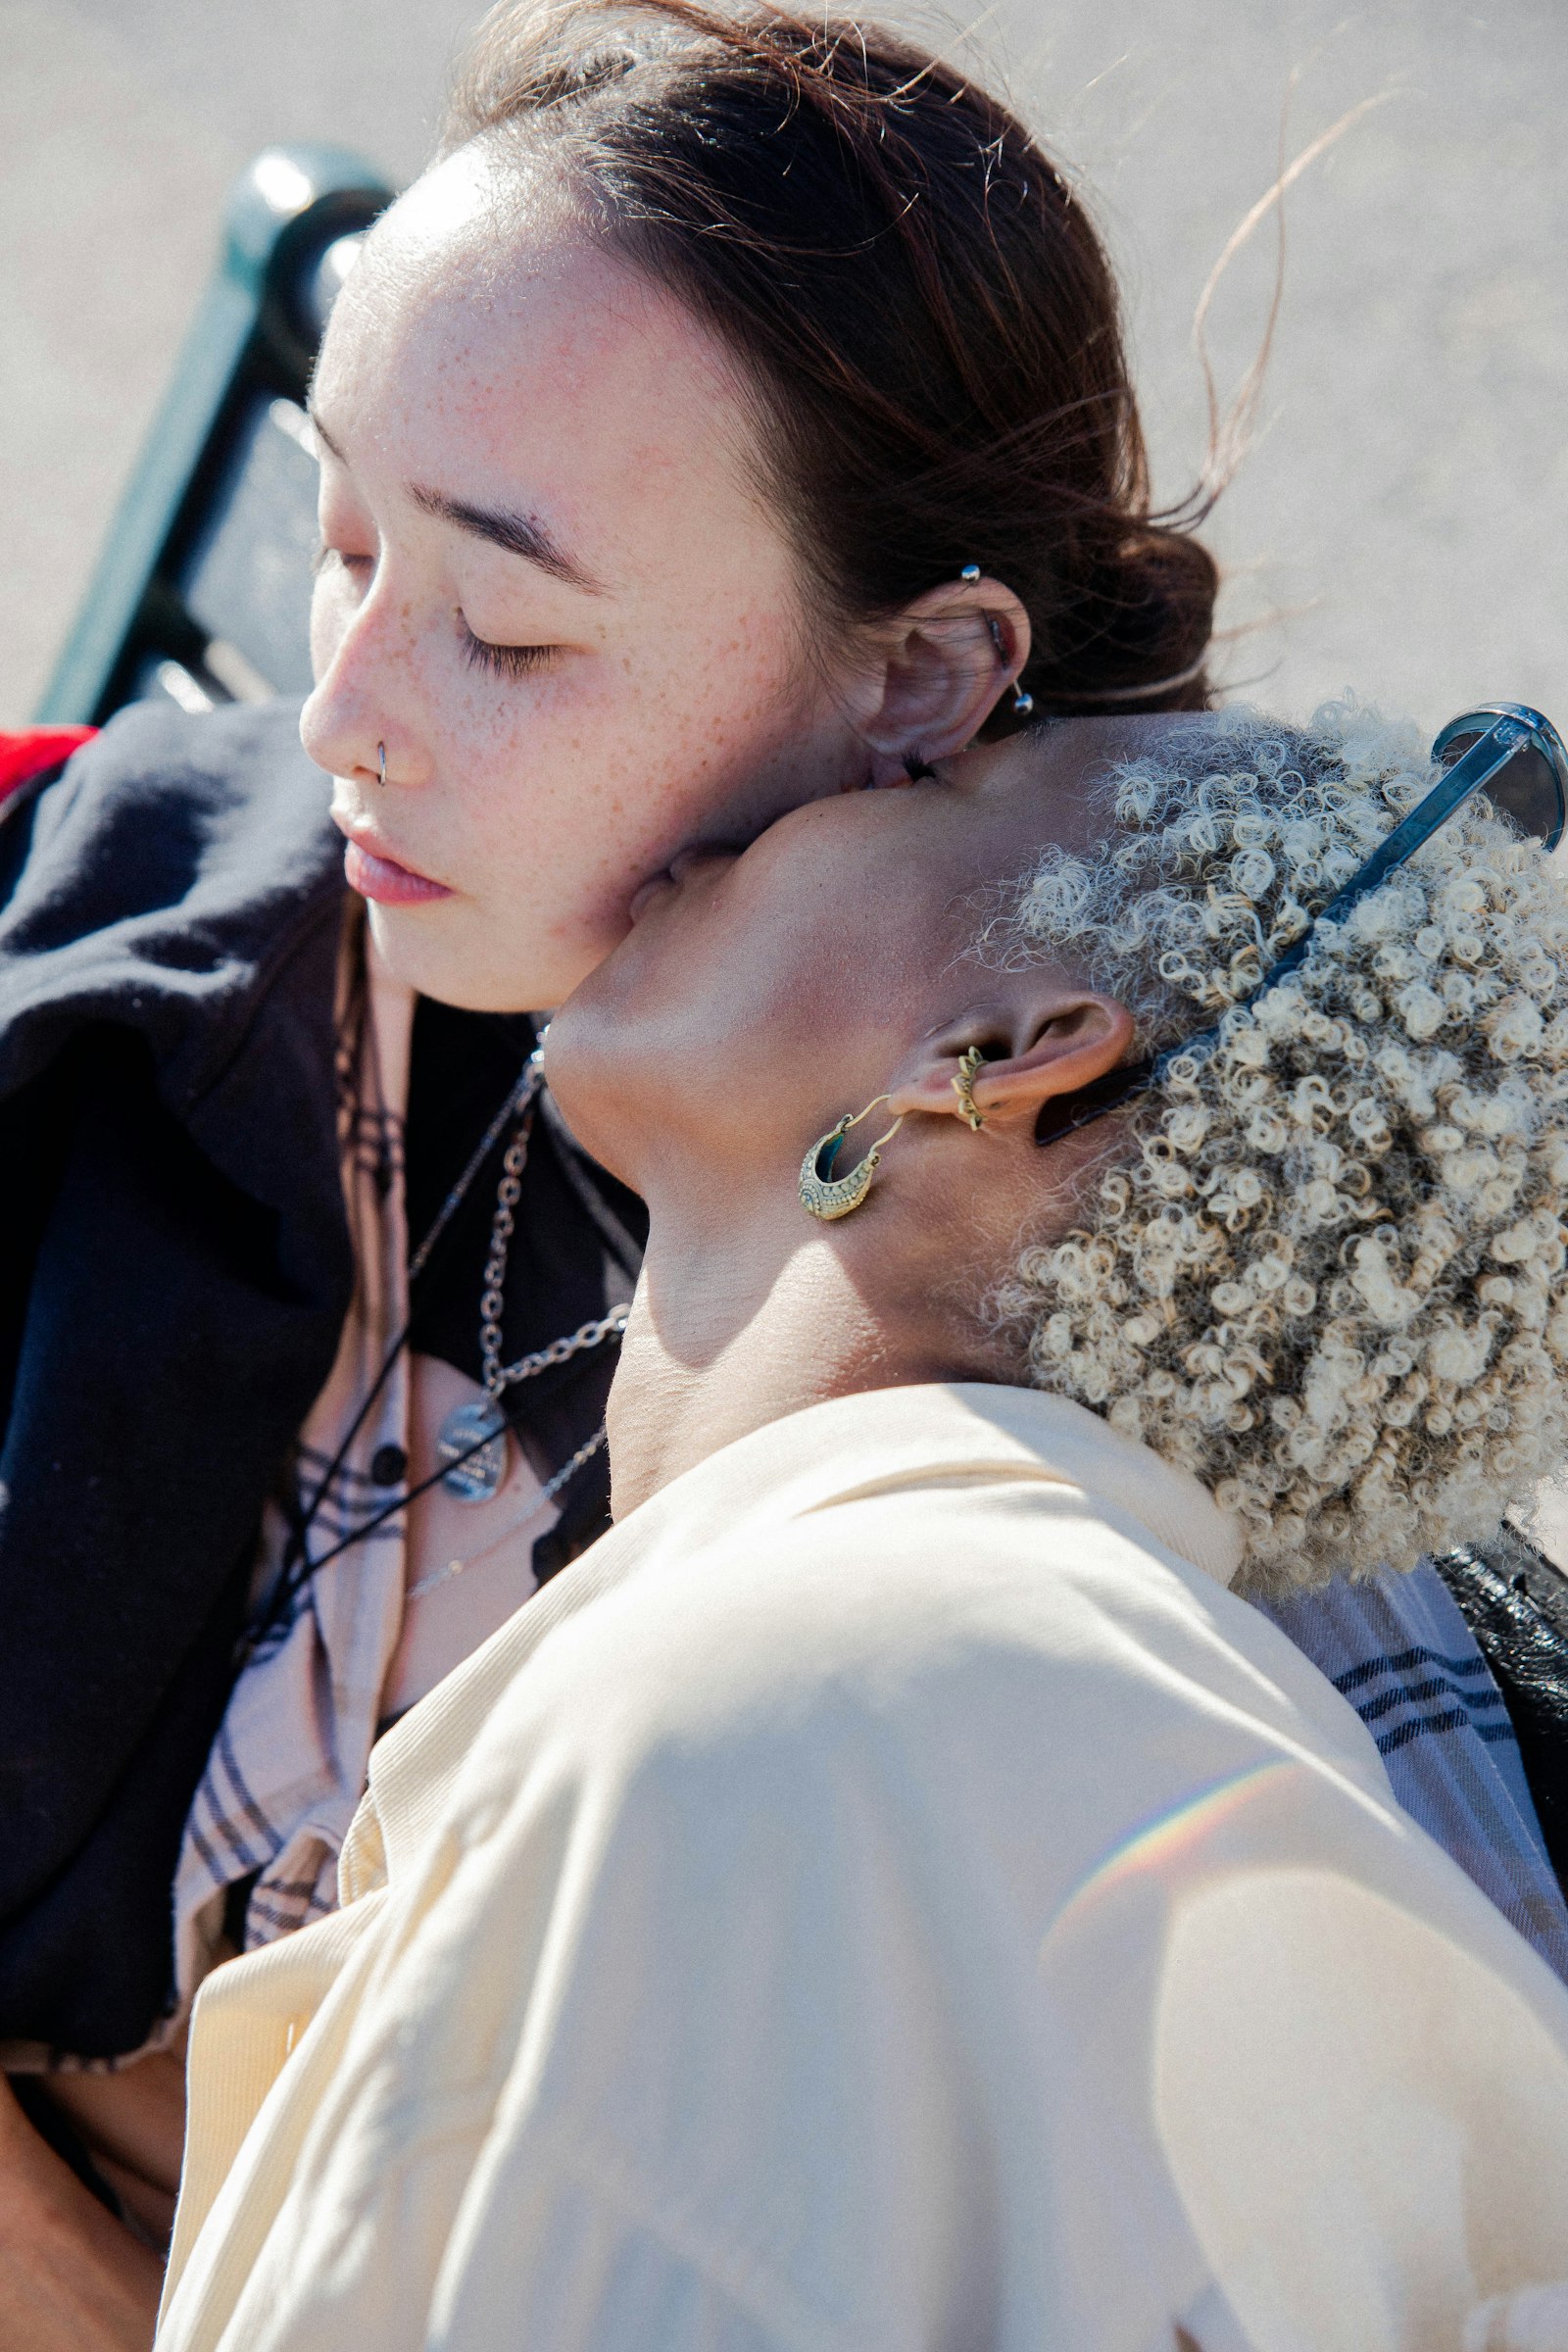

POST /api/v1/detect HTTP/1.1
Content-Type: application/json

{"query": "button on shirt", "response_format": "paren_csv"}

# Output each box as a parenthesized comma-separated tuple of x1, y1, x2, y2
(157, 1385, 1568, 2352)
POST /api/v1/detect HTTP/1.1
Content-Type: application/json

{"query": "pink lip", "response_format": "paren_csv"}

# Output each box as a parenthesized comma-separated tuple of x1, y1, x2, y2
(343, 839, 454, 906)
(627, 846, 739, 926)
(627, 870, 679, 924)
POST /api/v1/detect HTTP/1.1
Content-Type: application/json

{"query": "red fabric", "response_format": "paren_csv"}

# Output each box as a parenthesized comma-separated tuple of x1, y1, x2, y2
(0, 726, 97, 808)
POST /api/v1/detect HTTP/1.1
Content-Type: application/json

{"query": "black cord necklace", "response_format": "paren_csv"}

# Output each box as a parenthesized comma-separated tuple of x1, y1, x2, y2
(250, 1044, 624, 1650)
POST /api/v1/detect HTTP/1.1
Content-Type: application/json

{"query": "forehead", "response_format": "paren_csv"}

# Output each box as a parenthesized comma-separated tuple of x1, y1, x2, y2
(312, 144, 767, 559)
(1034, 713, 1200, 788)
(976, 711, 1227, 841)
(955, 713, 1185, 839)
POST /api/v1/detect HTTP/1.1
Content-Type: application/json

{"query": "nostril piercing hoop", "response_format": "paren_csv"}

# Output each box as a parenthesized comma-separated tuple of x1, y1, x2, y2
(376, 742, 387, 787)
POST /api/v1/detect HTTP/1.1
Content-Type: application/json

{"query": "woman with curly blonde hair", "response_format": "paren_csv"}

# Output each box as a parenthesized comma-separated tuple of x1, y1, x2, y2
(159, 702, 1568, 2352)
(995, 705, 1568, 1980)
(996, 701, 1568, 1587)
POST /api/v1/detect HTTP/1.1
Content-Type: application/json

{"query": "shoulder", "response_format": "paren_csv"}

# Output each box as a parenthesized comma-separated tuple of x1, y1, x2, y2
(457, 1466, 1384, 1864)
(2, 699, 333, 927)
(0, 699, 342, 1100)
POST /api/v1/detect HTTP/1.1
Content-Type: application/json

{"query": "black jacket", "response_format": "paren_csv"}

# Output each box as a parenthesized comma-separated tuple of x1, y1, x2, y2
(0, 701, 639, 2057)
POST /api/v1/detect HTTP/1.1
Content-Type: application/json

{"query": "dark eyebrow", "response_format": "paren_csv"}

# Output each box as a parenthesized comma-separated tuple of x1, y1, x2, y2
(307, 405, 604, 596)
(410, 484, 605, 595)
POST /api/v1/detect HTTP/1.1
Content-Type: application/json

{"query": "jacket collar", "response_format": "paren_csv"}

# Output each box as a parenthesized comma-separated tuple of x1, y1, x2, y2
(0, 700, 339, 1113)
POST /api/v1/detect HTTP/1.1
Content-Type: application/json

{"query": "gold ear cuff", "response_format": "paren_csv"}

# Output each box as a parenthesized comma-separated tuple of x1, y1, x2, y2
(952, 1046, 987, 1131)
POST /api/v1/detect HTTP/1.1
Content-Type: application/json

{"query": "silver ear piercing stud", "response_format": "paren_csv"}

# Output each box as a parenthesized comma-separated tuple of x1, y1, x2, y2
(983, 610, 1034, 717)
(959, 563, 981, 584)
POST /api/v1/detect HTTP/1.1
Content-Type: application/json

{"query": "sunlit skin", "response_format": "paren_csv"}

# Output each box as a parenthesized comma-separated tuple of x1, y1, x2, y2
(545, 718, 1182, 1516)
(0, 138, 1041, 2352)
(303, 141, 1031, 1011)
(0, 2083, 164, 2347)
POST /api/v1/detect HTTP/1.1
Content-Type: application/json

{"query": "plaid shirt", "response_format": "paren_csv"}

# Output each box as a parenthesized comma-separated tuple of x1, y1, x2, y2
(171, 911, 417, 2026)
(1264, 1560, 1568, 1981)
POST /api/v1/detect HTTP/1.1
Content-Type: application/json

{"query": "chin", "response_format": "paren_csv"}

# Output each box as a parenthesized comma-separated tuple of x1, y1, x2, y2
(538, 995, 645, 1184)
(365, 901, 569, 1015)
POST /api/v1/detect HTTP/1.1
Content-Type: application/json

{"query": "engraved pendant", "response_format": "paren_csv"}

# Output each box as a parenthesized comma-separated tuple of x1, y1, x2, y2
(437, 1395, 509, 1503)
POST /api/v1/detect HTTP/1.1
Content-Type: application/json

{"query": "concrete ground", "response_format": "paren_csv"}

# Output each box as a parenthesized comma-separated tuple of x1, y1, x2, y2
(1, 0, 1563, 734)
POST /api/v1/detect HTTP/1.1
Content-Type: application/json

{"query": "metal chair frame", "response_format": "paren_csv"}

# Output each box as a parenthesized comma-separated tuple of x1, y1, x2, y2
(37, 146, 392, 726)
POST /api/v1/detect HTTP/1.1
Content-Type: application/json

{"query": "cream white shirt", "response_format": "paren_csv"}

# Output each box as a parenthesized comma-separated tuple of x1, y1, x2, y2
(158, 1385, 1568, 2352)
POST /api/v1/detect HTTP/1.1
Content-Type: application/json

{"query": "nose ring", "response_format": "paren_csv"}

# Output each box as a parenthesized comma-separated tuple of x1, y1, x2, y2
(376, 742, 387, 788)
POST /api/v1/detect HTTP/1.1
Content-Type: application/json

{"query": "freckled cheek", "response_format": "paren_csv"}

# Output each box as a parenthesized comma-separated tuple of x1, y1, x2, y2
(437, 704, 652, 912)
(417, 609, 802, 910)
(605, 630, 807, 817)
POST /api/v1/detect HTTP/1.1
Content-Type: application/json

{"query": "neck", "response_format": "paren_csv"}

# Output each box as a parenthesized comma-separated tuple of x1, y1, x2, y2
(606, 1201, 979, 1518)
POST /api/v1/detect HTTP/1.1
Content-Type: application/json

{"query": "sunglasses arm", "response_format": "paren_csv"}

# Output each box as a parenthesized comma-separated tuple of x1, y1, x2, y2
(1035, 710, 1560, 1152)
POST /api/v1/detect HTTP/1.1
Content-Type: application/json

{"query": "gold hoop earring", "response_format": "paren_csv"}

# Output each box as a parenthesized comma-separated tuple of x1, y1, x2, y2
(799, 1096, 906, 1221)
(952, 1046, 988, 1131)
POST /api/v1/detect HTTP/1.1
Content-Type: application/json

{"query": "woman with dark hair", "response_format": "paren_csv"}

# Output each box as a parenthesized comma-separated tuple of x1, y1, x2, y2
(0, 9, 1219, 2344)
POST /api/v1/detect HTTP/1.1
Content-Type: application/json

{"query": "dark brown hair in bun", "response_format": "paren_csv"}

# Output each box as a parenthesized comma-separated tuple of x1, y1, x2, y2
(444, 1, 1218, 721)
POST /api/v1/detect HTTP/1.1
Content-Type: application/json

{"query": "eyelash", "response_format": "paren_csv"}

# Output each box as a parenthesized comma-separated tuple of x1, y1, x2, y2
(310, 547, 554, 680)
(459, 624, 555, 680)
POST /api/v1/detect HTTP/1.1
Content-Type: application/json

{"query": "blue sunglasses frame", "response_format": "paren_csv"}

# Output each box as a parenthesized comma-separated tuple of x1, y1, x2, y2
(1035, 702, 1568, 1148)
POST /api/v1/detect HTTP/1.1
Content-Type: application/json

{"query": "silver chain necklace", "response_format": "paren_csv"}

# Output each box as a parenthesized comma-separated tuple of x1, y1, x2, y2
(408, 1428, 610, 1600)
(434, 1045, 629, 1503)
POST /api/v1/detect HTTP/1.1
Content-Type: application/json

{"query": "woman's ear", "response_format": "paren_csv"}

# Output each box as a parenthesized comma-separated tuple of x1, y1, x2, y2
(847, 576, 1032, 782)
(885, 992, 1136, 1129)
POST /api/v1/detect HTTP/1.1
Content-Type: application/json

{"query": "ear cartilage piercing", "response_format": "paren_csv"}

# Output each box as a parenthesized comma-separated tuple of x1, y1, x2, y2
(959, 564, 982, 584)
(952, 1046, 988, 1132)
(985, 615, 1032, 714)
(376, 742, 388, 787)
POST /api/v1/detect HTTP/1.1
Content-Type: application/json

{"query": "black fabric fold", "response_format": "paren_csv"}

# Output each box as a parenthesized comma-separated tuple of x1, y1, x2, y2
(0, 701, 351, 2054)
(0, 700, 653, 2058)
(1434, 1529, 1568, 1899)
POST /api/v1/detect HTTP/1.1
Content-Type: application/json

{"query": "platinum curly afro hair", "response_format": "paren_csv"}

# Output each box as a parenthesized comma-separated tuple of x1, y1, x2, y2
(992, 703, 1568, 1593)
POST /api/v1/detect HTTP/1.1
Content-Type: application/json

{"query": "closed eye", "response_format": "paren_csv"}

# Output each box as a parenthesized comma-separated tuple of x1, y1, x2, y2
(312, 540, 373, 580)
(460, 622, 555, 680)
